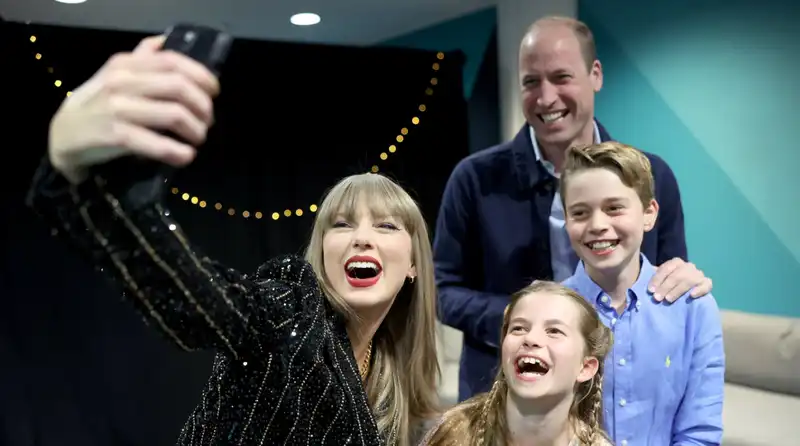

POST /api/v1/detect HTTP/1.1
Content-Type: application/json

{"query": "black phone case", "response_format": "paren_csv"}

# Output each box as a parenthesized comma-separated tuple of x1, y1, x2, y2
(90, 25, 232, 208)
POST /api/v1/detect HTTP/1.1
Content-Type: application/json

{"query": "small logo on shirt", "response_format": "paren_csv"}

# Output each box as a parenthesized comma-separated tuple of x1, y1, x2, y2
(665, 356, 671, 368)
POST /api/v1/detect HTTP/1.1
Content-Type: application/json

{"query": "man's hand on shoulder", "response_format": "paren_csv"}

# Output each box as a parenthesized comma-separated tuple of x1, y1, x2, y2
(648, 257, 713, 302)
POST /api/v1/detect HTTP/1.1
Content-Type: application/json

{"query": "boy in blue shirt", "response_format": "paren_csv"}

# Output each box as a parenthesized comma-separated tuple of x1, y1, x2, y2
(560, 142, 725, 446)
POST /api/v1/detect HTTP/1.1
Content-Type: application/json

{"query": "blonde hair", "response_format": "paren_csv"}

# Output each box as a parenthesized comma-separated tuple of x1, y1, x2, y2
(527, 16, 597, 71)
(305, 173, 440, 445)
(425, 281, 612, 446)
(561, 141, 655, 208)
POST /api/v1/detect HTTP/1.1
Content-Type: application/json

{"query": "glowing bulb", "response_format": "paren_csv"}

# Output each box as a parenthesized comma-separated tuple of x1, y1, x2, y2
(290, 13, 321, 26)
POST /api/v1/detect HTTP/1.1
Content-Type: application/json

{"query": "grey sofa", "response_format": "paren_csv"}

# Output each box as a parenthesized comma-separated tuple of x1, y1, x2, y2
(720, 310, 800, 445)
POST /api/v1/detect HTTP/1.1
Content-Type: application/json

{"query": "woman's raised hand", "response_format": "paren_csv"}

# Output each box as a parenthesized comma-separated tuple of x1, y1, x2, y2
(48, 35, 220, 184)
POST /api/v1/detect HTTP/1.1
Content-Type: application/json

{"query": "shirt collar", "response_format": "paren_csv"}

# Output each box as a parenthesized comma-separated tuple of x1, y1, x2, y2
(570, 253, 655, 311)
(529, 121, 602, 178)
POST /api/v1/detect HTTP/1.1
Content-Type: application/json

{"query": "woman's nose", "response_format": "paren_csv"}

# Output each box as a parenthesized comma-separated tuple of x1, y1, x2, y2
(352, 237, 373, 249)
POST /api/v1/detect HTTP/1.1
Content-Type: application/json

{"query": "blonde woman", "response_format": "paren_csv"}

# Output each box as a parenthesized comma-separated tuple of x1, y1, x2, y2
(28, 36, 439, 445)
(421, 281, 612, 446)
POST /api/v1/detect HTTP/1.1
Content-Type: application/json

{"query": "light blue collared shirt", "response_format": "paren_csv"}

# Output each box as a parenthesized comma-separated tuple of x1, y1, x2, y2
(529, 123, 601, 281)
(562, 255, 725, 446)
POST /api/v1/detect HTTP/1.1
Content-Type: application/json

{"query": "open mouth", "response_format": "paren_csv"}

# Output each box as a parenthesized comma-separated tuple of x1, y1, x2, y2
(585, 239, 619, 255)
(538, 110, 568, 124)
(515, 355, 550, 380)
(345, 256, 383, 287)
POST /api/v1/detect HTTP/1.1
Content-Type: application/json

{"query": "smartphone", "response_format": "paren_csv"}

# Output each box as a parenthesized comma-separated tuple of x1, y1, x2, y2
(91, 25, 233, 206)
(162, 24, 233, 77)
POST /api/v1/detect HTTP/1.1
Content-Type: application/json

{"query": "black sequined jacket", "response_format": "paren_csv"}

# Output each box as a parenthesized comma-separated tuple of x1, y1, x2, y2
(27, 159, 384, 446)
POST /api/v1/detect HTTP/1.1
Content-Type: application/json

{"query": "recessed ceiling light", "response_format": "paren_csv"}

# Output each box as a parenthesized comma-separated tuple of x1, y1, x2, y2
(290, 13, 320, 26)
(55, 0, 87, 4)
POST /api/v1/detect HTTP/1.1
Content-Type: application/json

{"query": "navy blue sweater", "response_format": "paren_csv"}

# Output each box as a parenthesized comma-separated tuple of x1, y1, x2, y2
(433, 122, 688, 401)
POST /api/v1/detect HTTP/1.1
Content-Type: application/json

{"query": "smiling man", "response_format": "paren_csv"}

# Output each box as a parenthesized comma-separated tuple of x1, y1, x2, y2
(433, 16, 713, 402)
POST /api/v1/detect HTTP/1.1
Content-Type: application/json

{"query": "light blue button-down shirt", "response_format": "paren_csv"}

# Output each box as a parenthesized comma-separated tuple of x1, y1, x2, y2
(529, 124, 601, 282)
(563, 255, 725, 446)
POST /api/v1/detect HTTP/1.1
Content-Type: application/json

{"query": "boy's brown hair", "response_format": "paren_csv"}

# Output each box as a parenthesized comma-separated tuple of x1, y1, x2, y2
(560, 141, 655, 207)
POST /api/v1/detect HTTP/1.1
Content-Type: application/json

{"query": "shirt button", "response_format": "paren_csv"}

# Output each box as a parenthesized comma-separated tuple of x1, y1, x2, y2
(621, 441, 628, 446)
(601, 295, 609, 303)
(619, 358, 626, 366)
(611, 318, 617, 326)
(620, 399, 627, 407)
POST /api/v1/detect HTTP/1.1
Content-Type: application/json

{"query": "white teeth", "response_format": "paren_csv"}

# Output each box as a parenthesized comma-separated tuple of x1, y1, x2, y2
(541, 111, 566, 123)
(346, 261, 379, 271)
(516, 357, 548, 373)
(588, 241, 617, 250)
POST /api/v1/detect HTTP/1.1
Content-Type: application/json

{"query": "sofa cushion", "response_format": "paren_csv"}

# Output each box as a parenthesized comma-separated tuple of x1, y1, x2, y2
(721, 310, 800, 396)
(723, 383, 800, 445)
(437, 323, 463, 363)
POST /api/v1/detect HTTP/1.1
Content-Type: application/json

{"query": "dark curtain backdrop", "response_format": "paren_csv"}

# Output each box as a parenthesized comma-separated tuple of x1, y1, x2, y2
(0, 19, 468, 446)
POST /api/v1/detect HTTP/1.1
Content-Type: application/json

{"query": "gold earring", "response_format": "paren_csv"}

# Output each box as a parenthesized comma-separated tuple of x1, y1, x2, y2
(409, 276, 415, 284)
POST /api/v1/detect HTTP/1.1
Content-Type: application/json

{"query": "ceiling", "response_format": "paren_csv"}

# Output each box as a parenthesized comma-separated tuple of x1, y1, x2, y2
(0, 0, 495, 45)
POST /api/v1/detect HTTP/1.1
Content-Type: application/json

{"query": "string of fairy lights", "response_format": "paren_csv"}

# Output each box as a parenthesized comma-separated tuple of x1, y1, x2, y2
(25, 30, 445, 222)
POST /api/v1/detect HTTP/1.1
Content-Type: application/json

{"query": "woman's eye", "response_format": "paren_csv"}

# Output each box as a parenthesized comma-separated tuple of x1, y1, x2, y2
(332, 221, 349, 228)
(377, 223, 399, 230)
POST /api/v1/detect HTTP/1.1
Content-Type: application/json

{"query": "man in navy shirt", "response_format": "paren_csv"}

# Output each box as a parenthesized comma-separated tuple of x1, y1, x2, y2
(433, 16, 714, 402)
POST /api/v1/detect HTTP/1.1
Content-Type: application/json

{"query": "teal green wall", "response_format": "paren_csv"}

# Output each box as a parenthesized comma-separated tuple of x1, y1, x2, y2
(579, 0, 800, 316)
(381, 8, 496, 98)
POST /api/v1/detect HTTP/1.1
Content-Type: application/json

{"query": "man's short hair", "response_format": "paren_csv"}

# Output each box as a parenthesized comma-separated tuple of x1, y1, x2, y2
(528, 16, 597, 70)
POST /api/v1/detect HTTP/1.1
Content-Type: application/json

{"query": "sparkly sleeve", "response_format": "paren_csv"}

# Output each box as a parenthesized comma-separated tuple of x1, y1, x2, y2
(26, 158, 324, 362)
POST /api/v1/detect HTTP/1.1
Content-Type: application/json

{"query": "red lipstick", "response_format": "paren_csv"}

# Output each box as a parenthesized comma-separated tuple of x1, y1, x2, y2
(344, 255, 383, 288)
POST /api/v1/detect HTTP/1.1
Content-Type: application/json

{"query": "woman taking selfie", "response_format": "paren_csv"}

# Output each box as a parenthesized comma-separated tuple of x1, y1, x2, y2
(27, 36, 440, 445)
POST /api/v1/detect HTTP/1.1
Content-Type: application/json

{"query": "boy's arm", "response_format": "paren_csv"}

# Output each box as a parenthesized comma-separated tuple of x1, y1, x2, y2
(671, 296, 725, 445)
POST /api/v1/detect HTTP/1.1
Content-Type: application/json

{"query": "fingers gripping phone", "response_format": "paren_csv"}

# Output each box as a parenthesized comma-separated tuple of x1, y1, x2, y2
(92, 24, 233, 207)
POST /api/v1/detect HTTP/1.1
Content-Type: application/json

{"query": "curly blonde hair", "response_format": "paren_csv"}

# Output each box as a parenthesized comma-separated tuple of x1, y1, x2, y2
(424, 281, 612, 446)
